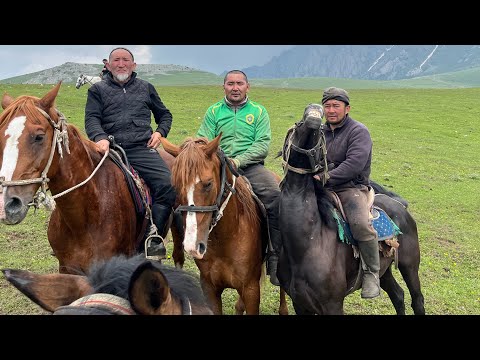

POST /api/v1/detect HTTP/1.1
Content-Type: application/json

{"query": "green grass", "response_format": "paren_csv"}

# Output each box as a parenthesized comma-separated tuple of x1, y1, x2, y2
(0, 84, 479, 315)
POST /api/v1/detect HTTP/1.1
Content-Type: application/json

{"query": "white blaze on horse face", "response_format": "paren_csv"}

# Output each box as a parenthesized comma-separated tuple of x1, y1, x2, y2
(183, 178, 200, 252)
(0, 116, 27, 219)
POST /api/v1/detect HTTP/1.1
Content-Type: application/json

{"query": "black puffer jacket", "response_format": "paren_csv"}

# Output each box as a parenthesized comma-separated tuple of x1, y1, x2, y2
(85, 72, 172, 148)
(324, 115, 372, 189)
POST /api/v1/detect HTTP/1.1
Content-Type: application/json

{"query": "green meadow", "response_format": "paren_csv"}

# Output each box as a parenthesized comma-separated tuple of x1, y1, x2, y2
(0, 83, 479, 315)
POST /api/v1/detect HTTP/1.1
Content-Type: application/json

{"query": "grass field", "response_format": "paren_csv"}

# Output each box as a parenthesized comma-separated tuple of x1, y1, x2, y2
(0, 84, 479, 315)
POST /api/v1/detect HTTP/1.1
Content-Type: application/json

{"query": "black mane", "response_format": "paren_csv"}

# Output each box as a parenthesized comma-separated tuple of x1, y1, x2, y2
(87, 254, 207, 305)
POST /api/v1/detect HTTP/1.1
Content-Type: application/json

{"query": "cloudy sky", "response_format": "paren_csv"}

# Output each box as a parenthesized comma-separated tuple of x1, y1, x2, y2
(0, 45, 295, 80)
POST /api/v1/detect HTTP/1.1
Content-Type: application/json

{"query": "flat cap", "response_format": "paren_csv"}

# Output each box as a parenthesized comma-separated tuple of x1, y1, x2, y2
(321, 87, 350, 105)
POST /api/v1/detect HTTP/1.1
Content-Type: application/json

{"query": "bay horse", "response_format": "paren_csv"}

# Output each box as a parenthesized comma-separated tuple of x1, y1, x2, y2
(2, 254, 213, 315)
(277, 105, 425, 315)
(160, 135, 288, 315)
(0, 82, 175, 274)
(75, 74, 102, 89)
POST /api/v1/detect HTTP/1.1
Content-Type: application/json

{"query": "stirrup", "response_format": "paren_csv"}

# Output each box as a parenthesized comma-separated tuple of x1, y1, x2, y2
(144, 234, 166, 261)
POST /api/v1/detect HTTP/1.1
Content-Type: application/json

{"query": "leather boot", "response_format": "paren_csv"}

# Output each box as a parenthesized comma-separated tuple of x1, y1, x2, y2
(358, 240, 381, 298)
(144, 204, 172, 260)
(267, 228, 281, 286)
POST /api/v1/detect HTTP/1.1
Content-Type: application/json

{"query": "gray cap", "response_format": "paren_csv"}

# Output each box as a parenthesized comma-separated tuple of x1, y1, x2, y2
(321, 87, 350, 105)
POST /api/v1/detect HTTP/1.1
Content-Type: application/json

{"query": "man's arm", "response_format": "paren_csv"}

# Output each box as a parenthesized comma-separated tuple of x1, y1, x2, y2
(327, 126, 372, 186)
(149, 83, 172, 137)
(234, 108, 271, 168)
(197, 106, 217, 140)
(85, 86, 108, 143)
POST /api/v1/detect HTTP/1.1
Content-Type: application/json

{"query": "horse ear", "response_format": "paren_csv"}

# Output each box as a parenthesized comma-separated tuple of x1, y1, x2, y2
(38, 81, 62, 111)
(1, 93, 14, 110)
(1, 269, 93, 313)
(204, 133, 222, 157)
(159, 137, 181, 157)
(128, 262, 172, 315)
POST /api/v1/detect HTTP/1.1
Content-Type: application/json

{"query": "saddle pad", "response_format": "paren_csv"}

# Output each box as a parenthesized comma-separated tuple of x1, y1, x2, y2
(333, 206, 402, 245)
(109, 153, 150, 217)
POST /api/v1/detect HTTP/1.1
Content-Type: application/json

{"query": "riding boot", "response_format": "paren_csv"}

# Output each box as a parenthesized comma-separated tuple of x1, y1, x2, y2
(358, 240, 381, 299)
(267, 228, 281, 286)
(145, 203, 172, 260)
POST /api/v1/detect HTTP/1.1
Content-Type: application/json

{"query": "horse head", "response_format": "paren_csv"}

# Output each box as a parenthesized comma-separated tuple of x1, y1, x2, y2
(75, 74, 84, 89)
(161, 135, 229, 259)
(2, 254, 213, 315)
(0, 82, 64, 225)
(282, 103, 328, 177)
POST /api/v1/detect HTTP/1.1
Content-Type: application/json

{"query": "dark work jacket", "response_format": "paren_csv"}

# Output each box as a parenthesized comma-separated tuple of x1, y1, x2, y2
(324, 115, 372, 190)
(85, 72, 172, 148)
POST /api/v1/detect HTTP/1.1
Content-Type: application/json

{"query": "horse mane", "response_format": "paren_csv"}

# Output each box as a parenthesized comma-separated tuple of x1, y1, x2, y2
(0, 95, 59, 128)
(313, 182, 337, 230)
(171, 137, 259, 225)
(86, 254, 208, 305)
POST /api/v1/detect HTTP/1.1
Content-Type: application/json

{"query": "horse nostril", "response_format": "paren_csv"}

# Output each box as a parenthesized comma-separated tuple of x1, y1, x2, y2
(198, 242, 207, 255)
(6, 197, 23, 213)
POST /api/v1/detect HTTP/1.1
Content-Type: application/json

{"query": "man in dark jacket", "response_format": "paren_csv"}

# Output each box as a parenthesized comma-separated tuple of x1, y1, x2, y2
(84, 47, 176, 260)
(314, 87, 380, 298)
(99, 58, 109, 79)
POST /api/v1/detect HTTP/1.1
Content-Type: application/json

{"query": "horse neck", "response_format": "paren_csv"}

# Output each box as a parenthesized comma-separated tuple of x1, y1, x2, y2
(47, 128, 101, 199)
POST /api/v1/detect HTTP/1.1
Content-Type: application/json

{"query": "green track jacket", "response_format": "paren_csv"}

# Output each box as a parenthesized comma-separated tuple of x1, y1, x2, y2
(197, 98, 271, 168)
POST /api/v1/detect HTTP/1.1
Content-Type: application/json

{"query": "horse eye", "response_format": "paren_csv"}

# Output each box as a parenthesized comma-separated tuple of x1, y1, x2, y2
(203, 181, 213, 192)
(34, 134, 45, 142)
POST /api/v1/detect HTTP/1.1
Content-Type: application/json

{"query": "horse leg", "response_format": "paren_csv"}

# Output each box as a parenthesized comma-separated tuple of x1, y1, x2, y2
(237, 283, 261, 315)
(292, 302, 315, 315)
(278, 288, 289, 315)
(201, 280, 223, 315)
(398, 260, 426, 315)
(379, 266, 406, 315)
(170, 217, 185, 269)
(234, 295, 245, 315)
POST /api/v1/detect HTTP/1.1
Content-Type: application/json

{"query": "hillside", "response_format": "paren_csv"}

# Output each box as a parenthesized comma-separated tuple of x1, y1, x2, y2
(0, 62, 222, 86)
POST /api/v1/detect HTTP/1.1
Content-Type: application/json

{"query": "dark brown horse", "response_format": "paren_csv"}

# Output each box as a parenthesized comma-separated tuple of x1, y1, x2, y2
(277, 107, 425, 315)
(160, 135, 288, 315)
(2, 254, 213, 315)
(0, 83, 175, 274)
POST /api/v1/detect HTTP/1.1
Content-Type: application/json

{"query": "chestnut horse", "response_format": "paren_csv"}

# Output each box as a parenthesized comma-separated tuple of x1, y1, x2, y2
(277, 106, 425, 315)
(2, 254, 213, 315)
(160, 135, 288, 315)
(0, 83, 175, 274)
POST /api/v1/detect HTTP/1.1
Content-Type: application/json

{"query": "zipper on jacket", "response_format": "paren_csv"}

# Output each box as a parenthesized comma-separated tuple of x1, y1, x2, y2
(123, 88, 126, 93)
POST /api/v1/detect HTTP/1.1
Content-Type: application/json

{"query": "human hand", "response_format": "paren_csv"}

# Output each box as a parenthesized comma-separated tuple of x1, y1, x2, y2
(96, 139, 110, 153)
(148, 131, 162, 148)
(231, 158, 240, 169)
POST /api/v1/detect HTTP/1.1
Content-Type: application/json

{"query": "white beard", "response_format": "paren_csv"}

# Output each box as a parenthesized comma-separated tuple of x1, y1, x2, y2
(115, 73, 130, 83)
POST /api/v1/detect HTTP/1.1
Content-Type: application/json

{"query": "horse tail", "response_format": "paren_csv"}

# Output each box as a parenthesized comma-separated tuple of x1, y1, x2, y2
(370, 180, 409, 208)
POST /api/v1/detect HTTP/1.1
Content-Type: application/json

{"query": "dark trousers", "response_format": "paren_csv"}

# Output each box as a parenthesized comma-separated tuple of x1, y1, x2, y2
(335, 185, 377, 242)
(125, 146, 176, 225)
(242, 164, 281, 252)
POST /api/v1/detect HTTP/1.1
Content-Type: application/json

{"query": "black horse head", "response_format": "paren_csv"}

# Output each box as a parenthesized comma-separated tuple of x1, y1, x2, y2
(3, 254, 213, 315)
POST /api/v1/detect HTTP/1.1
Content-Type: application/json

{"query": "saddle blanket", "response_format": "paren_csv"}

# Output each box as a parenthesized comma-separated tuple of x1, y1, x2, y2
(333, 206, 402, 245)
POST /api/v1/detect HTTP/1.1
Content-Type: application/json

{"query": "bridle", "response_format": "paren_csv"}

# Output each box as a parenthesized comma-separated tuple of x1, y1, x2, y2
(281, 117, 329, 182)
(0, 106, 109, 211)
(54, 293, 194, 315)
(174, 147, 239, 233)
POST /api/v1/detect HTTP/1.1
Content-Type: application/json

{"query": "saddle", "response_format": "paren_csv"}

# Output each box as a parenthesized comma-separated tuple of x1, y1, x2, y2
(108, 147, 153, 250)
(108, 149, 151, 219)
(328, 187, 402, 258)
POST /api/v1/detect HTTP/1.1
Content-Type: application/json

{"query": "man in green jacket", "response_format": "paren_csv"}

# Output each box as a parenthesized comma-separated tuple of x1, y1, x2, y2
(197, 70, 281, 286)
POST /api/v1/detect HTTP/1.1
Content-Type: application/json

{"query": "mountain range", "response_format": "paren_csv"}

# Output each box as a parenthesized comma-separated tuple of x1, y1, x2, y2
(241, 45, 480, 80)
